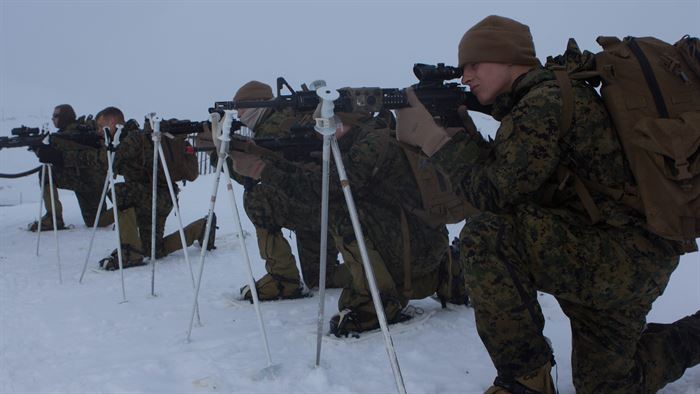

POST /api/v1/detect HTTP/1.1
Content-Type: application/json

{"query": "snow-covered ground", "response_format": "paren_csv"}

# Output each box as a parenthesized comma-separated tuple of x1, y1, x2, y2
(0, 145, 698, 393)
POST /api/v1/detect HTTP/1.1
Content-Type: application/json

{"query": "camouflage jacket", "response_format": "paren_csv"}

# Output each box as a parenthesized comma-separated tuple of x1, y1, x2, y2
(113, 120, 171, 190)
(433, 66, 648, 228)
(50, 120, 107, 179)
(260, 116, 448, 275)
(220, 108, 316, 185)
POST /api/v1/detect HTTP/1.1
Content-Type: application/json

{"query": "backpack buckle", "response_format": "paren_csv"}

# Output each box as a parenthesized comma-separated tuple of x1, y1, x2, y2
(676, 160, 692, 181)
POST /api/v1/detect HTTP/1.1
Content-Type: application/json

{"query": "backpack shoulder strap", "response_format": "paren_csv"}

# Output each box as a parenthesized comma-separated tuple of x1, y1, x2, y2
(552, 68, 574, 135)
(551, 68, 603, 224)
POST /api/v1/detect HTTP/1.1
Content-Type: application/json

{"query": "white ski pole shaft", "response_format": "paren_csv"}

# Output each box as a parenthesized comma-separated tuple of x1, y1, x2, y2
(150, 117, 161, 297)
(107, 126, 127, 302)
(186, 111, 224, 340)
(79, 160, 113, 283)
(157, 141, 201, 325)
(214, 110, 272, 365)
(47, 164, 63, 284)
(35, 164, 47, 256)
(331, 138, 406, 394)
(315, 134, 332, 367)
(186, 146, 224, 341)
(222, 162, 273, 366)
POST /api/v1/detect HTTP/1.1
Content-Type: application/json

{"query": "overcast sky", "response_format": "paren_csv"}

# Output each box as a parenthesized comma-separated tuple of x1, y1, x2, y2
(1, 0, 699, 125)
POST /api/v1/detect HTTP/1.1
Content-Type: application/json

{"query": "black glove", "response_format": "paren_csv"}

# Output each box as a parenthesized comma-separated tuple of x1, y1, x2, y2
(36, 146, 64, 167)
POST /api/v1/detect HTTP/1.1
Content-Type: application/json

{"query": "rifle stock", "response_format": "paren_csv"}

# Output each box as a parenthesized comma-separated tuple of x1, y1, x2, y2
(229, 127, 322, 163)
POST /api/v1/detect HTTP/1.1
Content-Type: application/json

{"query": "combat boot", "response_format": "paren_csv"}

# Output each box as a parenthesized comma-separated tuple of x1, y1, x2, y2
(197, 213, 217, 250)
(240, 273, 306, 302)
(27, 214, 67, 232)
(639, 309, 700, 391)
(329, 297, 409, 337)
(486, 362, 555, 394)
(98, 244, 146, 271)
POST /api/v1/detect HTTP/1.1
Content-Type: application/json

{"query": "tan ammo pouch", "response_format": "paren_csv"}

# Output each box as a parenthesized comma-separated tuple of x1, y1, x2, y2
(400, 143, 479, 228)
(627, 112, 700, 240)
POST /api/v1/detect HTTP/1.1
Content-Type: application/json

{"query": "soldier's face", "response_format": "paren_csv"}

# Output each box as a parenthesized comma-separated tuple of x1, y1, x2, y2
(51, 110, 61, 129)
(461, 62, 513, 105)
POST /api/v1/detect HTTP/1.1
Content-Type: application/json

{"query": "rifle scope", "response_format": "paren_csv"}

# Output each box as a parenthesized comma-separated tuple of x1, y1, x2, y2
(413, 63, 462, 82)
(11, 126, 41, 137)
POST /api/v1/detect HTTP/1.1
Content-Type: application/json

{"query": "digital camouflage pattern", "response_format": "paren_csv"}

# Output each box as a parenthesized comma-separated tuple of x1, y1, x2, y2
(236, 109, 343, 292)
(432, 67, 689, 392)
(112, 122, 175, 258)
(41, 121, 113, 227)
(260, 115, 449, 320)
(244, 182, 340, 289)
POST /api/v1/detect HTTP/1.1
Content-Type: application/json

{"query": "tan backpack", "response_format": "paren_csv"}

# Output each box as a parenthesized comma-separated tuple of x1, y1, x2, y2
(143, 119, 200, 183)
(161, 135, 199, 183)
(550, 35, 700, 243)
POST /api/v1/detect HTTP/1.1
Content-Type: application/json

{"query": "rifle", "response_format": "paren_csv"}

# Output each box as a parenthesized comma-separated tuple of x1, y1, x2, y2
(142, 117, 249, 154)
(229, 126, 323, 163)
(0, 126, 49, 151)
(210, 63, 492, 128)
(50, 131, 103, 149)
(143, 118, 211, 136)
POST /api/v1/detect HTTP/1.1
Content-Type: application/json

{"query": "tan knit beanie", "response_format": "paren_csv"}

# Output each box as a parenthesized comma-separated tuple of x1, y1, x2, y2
(234, 80, 274, 101)
(458, 15, 539, 68)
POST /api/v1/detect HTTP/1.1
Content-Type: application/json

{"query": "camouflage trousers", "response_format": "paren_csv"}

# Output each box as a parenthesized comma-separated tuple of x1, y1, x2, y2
(243, 183, 339, 288)
(40, 166, 113, 227)
(332, 202, 448, 317)
(459, 203, 686, 393)
(114, 181, 173, 258)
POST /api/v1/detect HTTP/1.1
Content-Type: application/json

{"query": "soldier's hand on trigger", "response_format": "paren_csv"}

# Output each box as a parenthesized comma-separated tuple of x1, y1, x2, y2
(395, 88, 458, 157)
(35, 146, 64, 167)
(230, 151, 265, 180)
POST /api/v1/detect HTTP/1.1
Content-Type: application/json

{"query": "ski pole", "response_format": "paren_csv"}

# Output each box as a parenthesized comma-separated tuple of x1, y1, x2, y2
(149, 114, 160, 296)
(186, 112, 225, 341)
(314, 84, 407, 394)
(47, 164, 62, 284)
(78, 165, 113, 283)
(35, 164, 46, 256)
(151, 115, 202, 325)
(105, 126, 127, 302)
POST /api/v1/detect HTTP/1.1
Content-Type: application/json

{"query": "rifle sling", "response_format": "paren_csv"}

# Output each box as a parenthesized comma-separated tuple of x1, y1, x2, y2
(0, 165, 42, 179)
(229, 139, 284, 160)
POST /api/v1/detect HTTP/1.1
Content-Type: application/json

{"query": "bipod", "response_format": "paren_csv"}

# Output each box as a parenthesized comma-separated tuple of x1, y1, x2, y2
(77, 126, 127, 302)
(186, 110, 278, 375)
(146, 114, 201, 324)
(79, 132, 117, 284)
(34, 163, 63, 284)
(311, 82, 406, 394)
